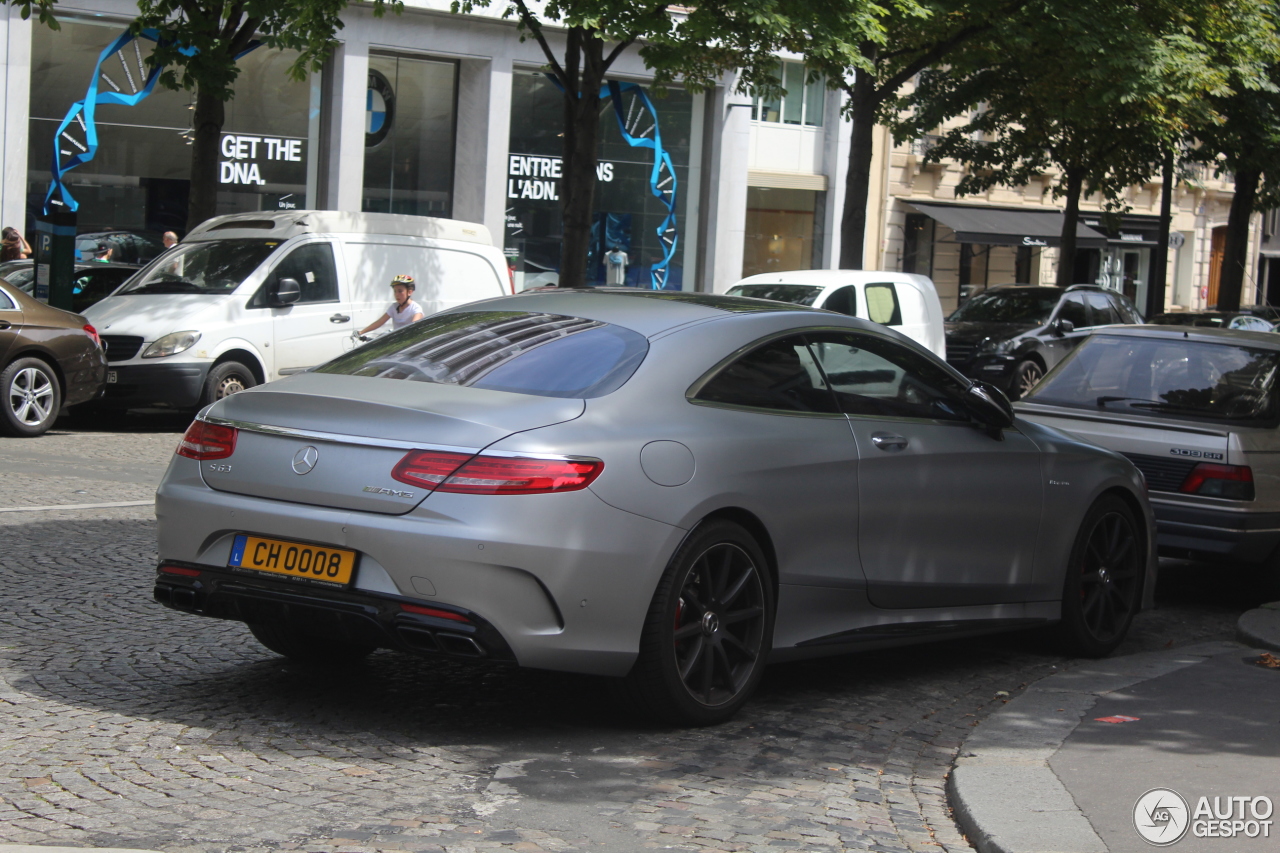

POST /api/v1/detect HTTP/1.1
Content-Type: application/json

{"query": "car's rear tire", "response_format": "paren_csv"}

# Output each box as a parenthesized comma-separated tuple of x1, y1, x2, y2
(1, 357, 62, 437)
(1010, 359, 1044, 400)
(623, 520, 774, 726)
(201, 360, 256, 407)
(1054, 495, 1143, 657)
(247, 621, 378, 664)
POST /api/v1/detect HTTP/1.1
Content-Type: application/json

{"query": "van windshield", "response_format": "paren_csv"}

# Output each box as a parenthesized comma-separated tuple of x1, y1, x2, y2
(726, 284, 825, 306)
(118, 239, 281, 296)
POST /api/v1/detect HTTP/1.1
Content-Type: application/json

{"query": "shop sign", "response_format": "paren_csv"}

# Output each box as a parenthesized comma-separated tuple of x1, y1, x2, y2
(1120, 232, 1146, 242)
(366, 70, 395, 148)
(219, 134, 304, 186)
(507, 154, 615, 201)
(1021, 236, 1049, 246)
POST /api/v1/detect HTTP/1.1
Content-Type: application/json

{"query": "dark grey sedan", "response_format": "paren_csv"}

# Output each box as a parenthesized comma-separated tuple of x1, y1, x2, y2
(152, 290, 1155, 724)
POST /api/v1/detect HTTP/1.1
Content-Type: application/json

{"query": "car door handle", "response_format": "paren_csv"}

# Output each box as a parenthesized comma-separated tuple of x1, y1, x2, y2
(871, 433, 908, 452)
(0, 320, 10, 330)
(330, 314, 351, 323)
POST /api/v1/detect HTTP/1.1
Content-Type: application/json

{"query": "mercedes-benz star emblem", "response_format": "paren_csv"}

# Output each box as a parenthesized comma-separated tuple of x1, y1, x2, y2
(291, 446, 320, 475)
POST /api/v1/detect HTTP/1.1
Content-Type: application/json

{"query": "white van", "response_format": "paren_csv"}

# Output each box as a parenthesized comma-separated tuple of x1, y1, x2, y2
(727, 270, 947, 359)
(83, 211, 511, 409)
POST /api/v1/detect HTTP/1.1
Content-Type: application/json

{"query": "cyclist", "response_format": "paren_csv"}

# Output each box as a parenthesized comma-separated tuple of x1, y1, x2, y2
(358, 274, 424, 337)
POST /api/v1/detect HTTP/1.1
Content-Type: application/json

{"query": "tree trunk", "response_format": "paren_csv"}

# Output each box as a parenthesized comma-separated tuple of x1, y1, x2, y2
(1217, 167, 1260, 312)
(557, 31, 604, 289)
(1147, 149, 1175, 318)
(1055, 167, 1084, 287)
(839, 71, 878, 270)
(186, 87, 225, 232)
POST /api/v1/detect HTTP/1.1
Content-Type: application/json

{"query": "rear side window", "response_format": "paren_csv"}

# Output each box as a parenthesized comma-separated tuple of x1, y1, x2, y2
(316, 310, 648, 399)
(1056, 293, 1088, 327)
(0, 285, 14, 310)
(1084, 291, 1120, 327)
(865, 283, 902, 326)
(692, 335, 838, 414)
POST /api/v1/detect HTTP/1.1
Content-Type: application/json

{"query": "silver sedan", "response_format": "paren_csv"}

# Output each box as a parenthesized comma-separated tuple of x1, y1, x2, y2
(153, 290, 1155, 724)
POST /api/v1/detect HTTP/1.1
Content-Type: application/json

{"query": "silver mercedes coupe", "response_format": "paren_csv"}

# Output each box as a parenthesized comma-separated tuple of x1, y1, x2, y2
(153, 289, 1155, 724)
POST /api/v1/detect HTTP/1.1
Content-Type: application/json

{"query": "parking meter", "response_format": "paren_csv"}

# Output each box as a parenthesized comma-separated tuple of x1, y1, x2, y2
(34, 210, 77, 311)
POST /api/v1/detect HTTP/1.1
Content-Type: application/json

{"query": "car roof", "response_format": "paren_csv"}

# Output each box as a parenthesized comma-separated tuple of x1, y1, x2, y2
(1092, 324, 1280, 348)
(470, 289, 822, 336)
(735, 269, 917, 285)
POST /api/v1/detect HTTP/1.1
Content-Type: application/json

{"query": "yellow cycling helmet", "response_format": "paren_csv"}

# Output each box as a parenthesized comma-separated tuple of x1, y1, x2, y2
(391, 274, 416, 289)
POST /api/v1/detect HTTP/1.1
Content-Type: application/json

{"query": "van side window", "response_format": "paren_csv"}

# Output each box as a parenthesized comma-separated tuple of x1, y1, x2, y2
(256, 243, 340, 306)
(865, 283, 902, 326)
(822, 286, 857, 316)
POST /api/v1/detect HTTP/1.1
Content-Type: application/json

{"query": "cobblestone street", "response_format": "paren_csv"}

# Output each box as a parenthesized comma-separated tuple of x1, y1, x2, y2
(0, 421, 1257, 853)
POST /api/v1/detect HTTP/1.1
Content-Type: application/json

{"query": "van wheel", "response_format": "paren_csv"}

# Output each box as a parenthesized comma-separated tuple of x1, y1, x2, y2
(202, 361, 256, 407)
(1, 357, 62, 437)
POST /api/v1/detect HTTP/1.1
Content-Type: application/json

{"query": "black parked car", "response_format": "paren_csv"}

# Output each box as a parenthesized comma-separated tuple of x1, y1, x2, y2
(945, 284, 1145, 399)
(0, 261, 140, 314)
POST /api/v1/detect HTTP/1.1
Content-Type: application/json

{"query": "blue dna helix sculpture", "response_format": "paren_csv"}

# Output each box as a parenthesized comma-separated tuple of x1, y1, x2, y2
(45, 28, 257, 215)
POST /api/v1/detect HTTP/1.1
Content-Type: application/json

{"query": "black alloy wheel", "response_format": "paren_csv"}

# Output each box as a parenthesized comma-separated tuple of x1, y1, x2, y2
(625, 520, 774, 725)
(1055, 495, 1143, 657)
(1011, 359, 1044, 400)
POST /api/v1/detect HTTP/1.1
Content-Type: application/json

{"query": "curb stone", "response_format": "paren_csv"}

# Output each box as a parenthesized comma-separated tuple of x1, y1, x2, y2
(947, 640, 1243, 853)
(1236, 601, 1280, 653)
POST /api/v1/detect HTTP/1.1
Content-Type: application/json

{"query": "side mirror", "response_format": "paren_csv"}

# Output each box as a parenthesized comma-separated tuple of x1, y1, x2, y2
(1051, 317, 1075, 336)
(270, 277, 301, 307)
(965, 381, 1015, 435)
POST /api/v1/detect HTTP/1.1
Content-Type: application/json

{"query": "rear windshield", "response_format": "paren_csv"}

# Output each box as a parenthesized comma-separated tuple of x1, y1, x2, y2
(316, 310, 649, 399)
(1025, 334, 1280, 424)
(949, 289, 1059, 323)
(118, 239, 280, 295)
(726, 284, 824, 306)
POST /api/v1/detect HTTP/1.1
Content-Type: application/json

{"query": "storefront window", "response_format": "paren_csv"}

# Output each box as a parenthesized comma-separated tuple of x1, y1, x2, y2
(362, 55, 457, 218)
(752, 61, 824, 127)
(27, 16, 314, 239)
(505, 72, 695, 289)
(742, 187, 824, 277)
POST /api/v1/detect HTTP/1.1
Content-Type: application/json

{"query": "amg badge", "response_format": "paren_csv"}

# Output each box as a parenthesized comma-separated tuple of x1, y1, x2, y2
(363, 486, 415, 498)
(1170, 448, 1224, 460)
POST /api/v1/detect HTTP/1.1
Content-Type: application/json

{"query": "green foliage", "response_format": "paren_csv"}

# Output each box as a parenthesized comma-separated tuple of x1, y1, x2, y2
(890, 0, 1274, 211)
(10, 0, 403, 100)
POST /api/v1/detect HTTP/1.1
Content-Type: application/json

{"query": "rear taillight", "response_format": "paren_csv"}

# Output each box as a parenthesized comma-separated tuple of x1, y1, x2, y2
(392, 450, 603, 495)
(401, 603, 471, 623)
(1179, 463, 1254, 500)
(83, 324, 102, 348)
(392, 450, 474, 488)
(176, 420, 238, 460)
(159, 565, 201, 577)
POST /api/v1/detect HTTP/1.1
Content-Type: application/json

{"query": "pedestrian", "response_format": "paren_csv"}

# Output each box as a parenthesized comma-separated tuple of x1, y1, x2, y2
(358, 274, 424, 336)
(162, 231, 179, 250)
(91, 243, 113, 263)
(1, 227, 31, 261)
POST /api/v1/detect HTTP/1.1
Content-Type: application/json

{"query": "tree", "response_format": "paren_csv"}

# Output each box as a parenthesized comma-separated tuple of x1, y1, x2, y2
(760, 0, 1025, 270)
(1186, 3, 1280, 310)
(14, 0, 403, 231)
(891, 0, 1252, 287)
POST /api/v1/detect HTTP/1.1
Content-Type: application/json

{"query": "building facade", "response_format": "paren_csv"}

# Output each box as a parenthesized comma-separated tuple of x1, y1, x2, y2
(0, 2, 1263, 307)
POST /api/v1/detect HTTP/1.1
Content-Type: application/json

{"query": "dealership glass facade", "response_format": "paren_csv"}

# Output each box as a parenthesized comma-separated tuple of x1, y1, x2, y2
(742, 187, 824, 277)
(26, 16, 314, 240)
(362, 54, 457, 218)
(505, 72, 695, 289)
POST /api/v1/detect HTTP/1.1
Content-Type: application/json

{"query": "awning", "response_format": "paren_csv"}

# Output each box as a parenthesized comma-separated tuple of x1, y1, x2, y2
(906, 201, 1108, 249)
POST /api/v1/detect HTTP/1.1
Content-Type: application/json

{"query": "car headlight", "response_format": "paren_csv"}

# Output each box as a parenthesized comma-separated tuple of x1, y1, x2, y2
(142, 331, 202, 358)
(978, 337, 1014, 354)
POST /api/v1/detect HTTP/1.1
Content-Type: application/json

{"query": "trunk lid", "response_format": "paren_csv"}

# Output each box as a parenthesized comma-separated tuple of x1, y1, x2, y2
(200, 372, 585, 514)
(1016, 402, 1232, 493)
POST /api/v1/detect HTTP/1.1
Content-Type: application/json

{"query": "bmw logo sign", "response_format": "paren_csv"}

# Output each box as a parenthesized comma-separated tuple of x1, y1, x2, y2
(366, 70, 395, 148)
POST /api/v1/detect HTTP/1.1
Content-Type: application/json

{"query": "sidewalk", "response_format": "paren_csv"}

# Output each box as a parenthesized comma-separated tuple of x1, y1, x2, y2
(950, 604, 1280, 853)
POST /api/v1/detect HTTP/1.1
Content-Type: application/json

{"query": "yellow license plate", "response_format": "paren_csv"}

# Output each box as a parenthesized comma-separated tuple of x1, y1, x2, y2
(229, 534, 357, 585)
